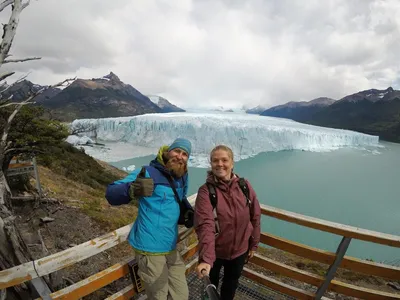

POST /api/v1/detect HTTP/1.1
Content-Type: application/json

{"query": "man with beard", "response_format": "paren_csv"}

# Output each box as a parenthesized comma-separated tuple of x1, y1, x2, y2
(105, 138, 193, 300)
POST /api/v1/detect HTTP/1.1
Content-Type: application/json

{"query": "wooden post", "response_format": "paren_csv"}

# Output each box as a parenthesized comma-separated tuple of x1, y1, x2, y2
(32, 157, 42, 198)
(315, 237, 352, 299)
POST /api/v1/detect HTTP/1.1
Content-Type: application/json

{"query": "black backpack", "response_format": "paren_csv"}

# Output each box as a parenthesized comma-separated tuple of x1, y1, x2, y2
(206, 178, 253, 236)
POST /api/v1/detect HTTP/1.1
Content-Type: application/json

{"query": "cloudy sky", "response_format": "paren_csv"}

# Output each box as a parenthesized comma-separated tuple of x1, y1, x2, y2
(2, 0, 400, 109)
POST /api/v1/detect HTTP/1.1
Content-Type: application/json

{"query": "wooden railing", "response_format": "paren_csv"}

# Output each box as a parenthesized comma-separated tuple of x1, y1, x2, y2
(1, 194, 399, 300)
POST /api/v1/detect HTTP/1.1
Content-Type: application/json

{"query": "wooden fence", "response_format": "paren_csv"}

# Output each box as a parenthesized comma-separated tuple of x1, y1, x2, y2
(1, 194, 399, 299)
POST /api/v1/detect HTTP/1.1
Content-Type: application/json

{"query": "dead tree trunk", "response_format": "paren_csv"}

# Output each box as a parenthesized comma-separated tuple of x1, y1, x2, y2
(0, 171, 33, 299)
(0, 1, 75, 297)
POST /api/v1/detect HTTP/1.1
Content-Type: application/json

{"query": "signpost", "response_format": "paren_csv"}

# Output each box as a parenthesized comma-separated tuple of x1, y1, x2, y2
(6, 156, 42, 198)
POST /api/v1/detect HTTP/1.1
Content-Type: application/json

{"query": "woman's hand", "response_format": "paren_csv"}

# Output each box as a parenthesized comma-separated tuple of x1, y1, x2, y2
(248, 250, 255, 260)
(196, 262, 211, 278)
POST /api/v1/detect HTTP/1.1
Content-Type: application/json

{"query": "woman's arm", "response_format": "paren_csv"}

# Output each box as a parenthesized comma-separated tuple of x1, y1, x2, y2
(194, 184, 216, 267)
(247, 180, 261, 251)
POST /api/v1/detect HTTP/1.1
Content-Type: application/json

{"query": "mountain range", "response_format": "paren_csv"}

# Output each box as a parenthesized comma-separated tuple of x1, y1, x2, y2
(255, 87, 400, 142)
(4, 72, 400, 143)
(2, 72, 185, 121)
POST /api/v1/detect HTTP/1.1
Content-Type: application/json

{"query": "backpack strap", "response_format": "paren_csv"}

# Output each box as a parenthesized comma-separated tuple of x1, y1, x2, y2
(207, 178, 253, 237)
(206, 183, 220, 236)
(238, 178, 251, 206)
(239, 178, 254, 220)
(207, 183, 217, 209)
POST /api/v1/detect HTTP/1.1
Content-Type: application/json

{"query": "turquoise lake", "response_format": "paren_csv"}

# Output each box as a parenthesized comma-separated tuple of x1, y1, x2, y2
(109, 141, 400, 264)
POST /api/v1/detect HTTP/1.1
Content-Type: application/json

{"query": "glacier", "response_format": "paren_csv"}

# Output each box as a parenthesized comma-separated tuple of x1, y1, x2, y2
(68, 112, 380, 166)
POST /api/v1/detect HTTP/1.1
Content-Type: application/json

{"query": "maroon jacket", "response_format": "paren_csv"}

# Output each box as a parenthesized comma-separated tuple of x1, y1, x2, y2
(194, 172, 261, 267)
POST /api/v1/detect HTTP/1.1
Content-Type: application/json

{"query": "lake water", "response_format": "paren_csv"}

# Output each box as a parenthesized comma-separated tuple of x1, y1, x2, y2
(109, 141, 400, 264)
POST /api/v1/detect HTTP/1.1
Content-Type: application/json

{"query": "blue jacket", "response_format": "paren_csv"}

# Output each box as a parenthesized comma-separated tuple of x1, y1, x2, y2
(105, 152, 192, 254)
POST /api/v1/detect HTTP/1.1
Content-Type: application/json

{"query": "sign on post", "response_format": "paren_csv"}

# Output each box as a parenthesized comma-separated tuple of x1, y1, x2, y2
(6, 156, 34, 176)
(6, 156, 42, 198)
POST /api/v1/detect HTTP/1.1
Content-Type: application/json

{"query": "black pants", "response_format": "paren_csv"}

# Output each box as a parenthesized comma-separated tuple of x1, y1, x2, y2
(209, 252, 247, 300)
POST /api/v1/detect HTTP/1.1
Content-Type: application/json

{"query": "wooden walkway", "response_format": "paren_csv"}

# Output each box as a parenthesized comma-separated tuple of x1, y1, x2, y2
(1, 194, 399, 299)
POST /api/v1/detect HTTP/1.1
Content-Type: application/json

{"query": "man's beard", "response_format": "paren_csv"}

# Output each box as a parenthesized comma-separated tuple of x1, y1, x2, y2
(166, 158, 187, 178)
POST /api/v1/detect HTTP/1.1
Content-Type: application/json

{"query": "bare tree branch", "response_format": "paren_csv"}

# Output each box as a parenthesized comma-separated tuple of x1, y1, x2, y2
(0, 0, 24, 66)
(0, 101, 33, 108)
(70, 123, 98, 135)
(4, 145, 40, 154)
(0, 0, 12, 13)
(0, 77, 75, 149)
(1, 99, 24, 146)
(0, 73, 29, 96)
(46, 77, 76, 90)
(3, 56, 41, 64)
(0, 71, 14, 82)
(21, 0, 29, 11)
(0, 84, 11, 96)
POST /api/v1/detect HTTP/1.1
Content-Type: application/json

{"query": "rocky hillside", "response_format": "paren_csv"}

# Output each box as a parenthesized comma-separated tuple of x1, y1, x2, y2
(1, 79, 62, 103)
(2, 72, 185, 121)
(306, 88, 400, 142)
(43, 72, 162, 121)
(260, 97, 336, 121)
(147, 95, 185, 112)
(337, 87, 400, 103)
(258, 87, 400, 142)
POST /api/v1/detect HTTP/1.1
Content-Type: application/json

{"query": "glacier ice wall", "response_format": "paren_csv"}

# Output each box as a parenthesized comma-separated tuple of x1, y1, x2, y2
(69, 112, 379, 162)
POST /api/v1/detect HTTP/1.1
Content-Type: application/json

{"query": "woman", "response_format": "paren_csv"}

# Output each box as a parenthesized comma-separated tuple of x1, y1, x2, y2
(194, 145, 261, 300)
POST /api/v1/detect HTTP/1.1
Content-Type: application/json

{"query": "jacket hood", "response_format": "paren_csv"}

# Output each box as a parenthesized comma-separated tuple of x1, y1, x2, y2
(156, 145, 170, 166)
(149, 145, 169, 173)
(150, 145, 188, 178)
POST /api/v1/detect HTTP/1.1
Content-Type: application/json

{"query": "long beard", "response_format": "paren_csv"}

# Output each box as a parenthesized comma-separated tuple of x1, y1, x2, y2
(166, 159, 187, 178)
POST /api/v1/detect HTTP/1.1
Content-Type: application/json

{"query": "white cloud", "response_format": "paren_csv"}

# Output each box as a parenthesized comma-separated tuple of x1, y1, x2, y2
(2, 0, 400, 109)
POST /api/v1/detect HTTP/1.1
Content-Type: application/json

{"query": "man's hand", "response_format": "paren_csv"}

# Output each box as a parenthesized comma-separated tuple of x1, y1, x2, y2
(129, 177, 154, 199)
(196, 262, 211, 278)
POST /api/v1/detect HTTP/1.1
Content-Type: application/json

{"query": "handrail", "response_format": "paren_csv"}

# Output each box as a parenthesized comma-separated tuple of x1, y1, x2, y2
(189, 193, 400, 247)
(0, 224, 132, 289)
(252, 254, 400, 300)
(1, 193, 400, 300)
(260, 204, 400, 247)
(261, 232, 400, 280)
(0, 225, 189, 289)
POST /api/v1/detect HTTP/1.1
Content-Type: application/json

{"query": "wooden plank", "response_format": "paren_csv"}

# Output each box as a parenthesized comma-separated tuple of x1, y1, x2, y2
(260, 204, 400, 247)
(36, 257, 134, 300)
(0, 217, 194, 289)
(185, 257, 198, 275)
(104, 284, 136, 300)
(0, 224, 132, 289)
(261, 232, 400, 280)
(105, 257, 199, 300)
(181, 243, 199, 261)
(42, 250, 198, 300)
(315, 237, 352, 299)
(242, 267, 316, 300)
(177, 227, 194, 243)
(30, 277, 52, 300)
(251, 254, 323, 286)
(187, 193, 197, 205)
(329, 279, 400, 300)
(251, 254, 400, 300)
